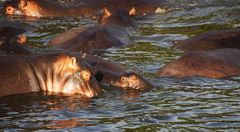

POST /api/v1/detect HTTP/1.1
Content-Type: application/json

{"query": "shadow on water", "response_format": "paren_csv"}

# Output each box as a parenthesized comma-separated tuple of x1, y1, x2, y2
(1, 0, 240, 131)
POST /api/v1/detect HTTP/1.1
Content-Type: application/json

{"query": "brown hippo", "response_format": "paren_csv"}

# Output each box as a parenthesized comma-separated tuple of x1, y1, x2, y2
(83, 54, 153, 91)
(0, 20, 26, 44)
(99, 8, 137, 27)
(3, 0, 101, 18)
(75, 0, 167, 15)
(0, 20, 31, 55)
(174, 29, 240, 52)
(158, 49, 240, 78)
(48, 8, 136, 53)
(0, 53, 102, 98)
(3, 0, 167, 18)
(36, 50, 153, 91)
(48, 25, 132, 53)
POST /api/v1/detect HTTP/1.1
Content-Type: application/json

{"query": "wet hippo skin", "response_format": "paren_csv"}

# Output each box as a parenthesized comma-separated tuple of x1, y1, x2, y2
(174, 29, 240, 52)
(0, 20, 31, 55)
(36, 50, 153, 91)
(99, 8, 137, 28)
(48, 25, 132, 53)
(75, 0, 167, 15)
(3, 0, 101, 18)
(48, 8, 135, 53)
(158, 49, 240, 78)
(0, 20, 26, 42)
(83, 54, 153, 91)
(0, 53, 102, 98)
(3, 0, 167, 18)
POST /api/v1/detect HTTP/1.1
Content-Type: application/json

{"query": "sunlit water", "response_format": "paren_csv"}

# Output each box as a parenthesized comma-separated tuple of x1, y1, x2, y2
(1, 0, 240, 131)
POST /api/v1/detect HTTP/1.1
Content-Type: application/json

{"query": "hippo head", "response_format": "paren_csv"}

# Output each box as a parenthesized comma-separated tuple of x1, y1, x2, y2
(32, 54, 102, 98)
(3, 0, 21, 16)
(111, 72, 153, 91)
(0, 20, 30, 54)
(99, 7, 137, 27)
(4, 0, 41, 17)
(0, 20, 27, 44)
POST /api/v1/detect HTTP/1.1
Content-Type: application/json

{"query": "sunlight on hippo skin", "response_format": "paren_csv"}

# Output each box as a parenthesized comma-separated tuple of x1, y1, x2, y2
(0, 53, 102, 98)
(33, 54, 103, 98)
(4, 0, 42, 17)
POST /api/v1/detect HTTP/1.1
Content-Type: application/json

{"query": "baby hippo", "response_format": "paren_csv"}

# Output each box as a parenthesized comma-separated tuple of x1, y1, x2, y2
(0, 20, 31, 55)
(158, 49, 240, 78)
(97, 72, 153, 91)
(0, 53, 102, 98)
(84, 54, 153, 91)
(174, 29, 240, 52)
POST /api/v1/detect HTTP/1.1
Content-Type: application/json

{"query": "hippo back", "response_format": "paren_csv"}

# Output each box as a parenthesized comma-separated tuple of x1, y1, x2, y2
(158, 48, 240, 78)
(0, 56, 40, 97)
(174, 29, 240, 51)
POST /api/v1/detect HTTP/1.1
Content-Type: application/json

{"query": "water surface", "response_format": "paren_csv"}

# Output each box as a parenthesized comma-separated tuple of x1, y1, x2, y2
(0, 0, 240, 131)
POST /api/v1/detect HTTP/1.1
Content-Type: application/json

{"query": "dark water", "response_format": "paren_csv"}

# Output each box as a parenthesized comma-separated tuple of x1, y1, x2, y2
(1, 0, 240, 131)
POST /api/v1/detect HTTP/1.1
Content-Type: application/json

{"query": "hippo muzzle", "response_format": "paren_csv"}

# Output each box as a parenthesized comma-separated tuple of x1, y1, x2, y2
(32, 54, 103, 98)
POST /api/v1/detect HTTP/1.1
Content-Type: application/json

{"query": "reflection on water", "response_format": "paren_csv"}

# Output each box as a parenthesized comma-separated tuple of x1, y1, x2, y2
(1, 0, 240, 131)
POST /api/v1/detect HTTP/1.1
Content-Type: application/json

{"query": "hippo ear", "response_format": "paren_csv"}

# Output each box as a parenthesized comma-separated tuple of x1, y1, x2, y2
(129, 7, 136, 16)
(70, 57, 77, 66)
(130, 75, 137, 81)
(19, 0, 27, 8)
(82, 53, 87, 59)
(103, 8, 111, 17)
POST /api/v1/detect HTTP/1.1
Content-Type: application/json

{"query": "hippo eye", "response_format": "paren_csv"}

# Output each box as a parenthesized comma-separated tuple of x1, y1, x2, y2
(121, 77, 126, 82)
(7, 7, 12, 12)
(131, 75, 137, 81)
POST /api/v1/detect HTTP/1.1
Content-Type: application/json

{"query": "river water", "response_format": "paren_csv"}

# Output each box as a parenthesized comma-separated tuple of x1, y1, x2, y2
(0, 0, 240, 131)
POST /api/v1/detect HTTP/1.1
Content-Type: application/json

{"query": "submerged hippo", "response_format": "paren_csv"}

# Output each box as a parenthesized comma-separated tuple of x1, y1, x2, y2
(3, 0, 101, 18)
(99, 8, 137, 27)
(73, 0, 167, 15)
(174, 29, 240, 52)
(158, 49, 240, 78)
(36, 50, 153, 91)
(0, 53, 102, 98)
(48, 8, 136, 53)
(0, 20, 26, 43)
(3, 0, 167, 18)
(48, 26, 132, 53)
(83, 54, 153, 91)
(0, 20, 31, 55)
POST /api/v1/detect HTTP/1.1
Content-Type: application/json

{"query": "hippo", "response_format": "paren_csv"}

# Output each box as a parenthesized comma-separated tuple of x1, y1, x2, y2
(158, 49, 240, 78)
(174, 29, 240, 52)
(3, 0, 167, 18)
(83, 53, 153, 91)
(0, 20, 31, 55)
(35, 50, 153, 91)
(48, 8, 136, 53)
(73, 0, 167, 15)
(0, 53, 102, 98)
(3, 0, 101, 18)
(0, 20, 26, 43)
(99, 8, 137, 27)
